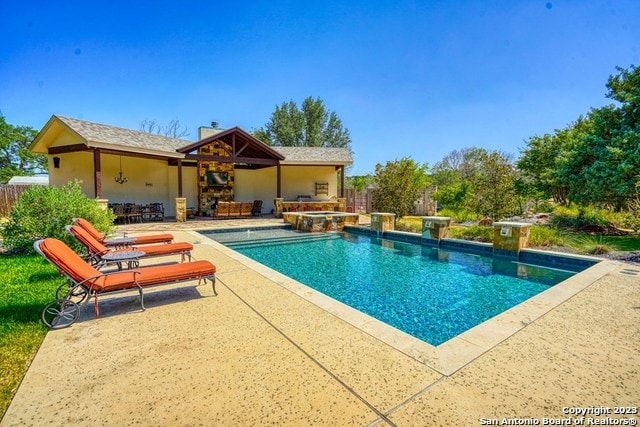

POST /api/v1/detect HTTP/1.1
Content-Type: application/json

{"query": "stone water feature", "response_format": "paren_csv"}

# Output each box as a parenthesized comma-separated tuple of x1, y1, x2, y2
(282, 211, 359, 232)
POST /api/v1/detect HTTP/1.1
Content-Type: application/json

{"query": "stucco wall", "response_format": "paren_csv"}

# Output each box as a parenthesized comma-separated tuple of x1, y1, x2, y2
(234, 168, 277, 214)
(280, 166, 338, 201)
(48, 152, 197, 217)
(48, 151, 95, 196)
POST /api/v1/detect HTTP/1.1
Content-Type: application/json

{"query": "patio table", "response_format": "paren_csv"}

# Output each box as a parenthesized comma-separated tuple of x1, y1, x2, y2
(98, 250, 145, 270)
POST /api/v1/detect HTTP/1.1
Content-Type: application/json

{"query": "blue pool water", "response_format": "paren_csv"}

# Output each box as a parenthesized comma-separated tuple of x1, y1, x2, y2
(209, 229, 581, 346)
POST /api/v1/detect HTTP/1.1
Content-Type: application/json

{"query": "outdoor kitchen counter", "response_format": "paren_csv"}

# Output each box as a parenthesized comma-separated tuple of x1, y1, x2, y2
(273, 199, 346, 218)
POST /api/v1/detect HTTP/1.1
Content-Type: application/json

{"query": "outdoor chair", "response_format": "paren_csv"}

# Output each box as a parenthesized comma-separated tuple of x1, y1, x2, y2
(34, 238, 216, 329)
(67, 225, 193, 269)
(251, 200, 263, 217)
(73, 218, 174, 246)
(240, 202, 252, 217)
(214, 202, 230, 218)
(229, 202, 241, 217)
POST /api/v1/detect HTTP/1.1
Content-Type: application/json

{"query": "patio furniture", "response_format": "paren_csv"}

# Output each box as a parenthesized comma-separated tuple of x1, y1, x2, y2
(240, 202, 252, 217)
(125, 204, 143, 223)
(145, 202, 164, 221)
(214, 201, 230, 218)
(111, 203, 128, 224)
(35, 238, 216, 328)
(67, 225, 193, 268)
(251, 200, 263, 217)
(73, 218, 174, 246)
(229, 202, 241, 217)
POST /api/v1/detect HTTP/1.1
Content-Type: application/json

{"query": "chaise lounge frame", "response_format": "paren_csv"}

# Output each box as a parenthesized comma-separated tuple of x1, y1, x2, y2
(35, 238, 217, 329)
(67, 225, 193, 268)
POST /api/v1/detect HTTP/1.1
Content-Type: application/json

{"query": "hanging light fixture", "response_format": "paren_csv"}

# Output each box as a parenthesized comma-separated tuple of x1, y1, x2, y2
(114, 156, 128, 184)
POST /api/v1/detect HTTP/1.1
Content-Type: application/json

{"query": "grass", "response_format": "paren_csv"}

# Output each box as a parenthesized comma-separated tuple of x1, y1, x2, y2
(0, 254, 63, 417)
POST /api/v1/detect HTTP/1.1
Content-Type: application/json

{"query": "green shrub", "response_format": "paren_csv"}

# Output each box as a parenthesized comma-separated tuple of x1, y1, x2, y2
(549, 205, 624, 230)
(449, 225, 493, 242)
(438, 208, 479, 223)
(396, 216, 422, 233)
(1, 181, 115, 254)
(527, 225, 568, 248)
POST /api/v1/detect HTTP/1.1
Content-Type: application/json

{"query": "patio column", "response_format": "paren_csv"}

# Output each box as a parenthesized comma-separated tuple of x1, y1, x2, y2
(276, 163, 282, 197)
(177, 159, 183, 198)
(340, 165, 345, 198)
(93, 148, 102, 198)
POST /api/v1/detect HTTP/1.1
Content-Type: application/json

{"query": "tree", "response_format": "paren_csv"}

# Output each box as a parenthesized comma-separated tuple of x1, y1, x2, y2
(469, 150, 519, 220)
(0, 113, 46, 184)
(517, 64, 640, 211)
(253, 96, 352, 149)
(140, 119, 190, 138)
(517, 122, 584, 206)
(346, 175, 373, 193)
(562, 66, 640, 210)
(372, 157, 430, 221)
(430, 147, 486, 212)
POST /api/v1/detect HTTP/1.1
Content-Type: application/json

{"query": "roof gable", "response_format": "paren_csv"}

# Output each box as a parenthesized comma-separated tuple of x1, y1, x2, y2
(178, 126, 285, 161)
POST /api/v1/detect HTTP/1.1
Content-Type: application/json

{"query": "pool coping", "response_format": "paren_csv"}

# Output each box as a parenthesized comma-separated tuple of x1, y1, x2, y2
(192, 228, 619, 376)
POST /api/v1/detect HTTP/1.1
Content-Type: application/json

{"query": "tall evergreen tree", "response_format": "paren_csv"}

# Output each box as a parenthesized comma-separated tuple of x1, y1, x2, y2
(253, 97, 352, 150)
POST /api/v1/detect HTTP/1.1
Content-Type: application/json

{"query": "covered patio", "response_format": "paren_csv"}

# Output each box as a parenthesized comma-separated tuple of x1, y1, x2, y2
(29, 116, 352, 220)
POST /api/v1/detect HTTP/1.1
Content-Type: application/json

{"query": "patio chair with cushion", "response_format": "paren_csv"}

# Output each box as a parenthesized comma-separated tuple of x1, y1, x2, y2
(73, 218, 174, 247)
(240, 202, 252, 217)
(35, 238, 216, 329)
(67, 225, 193, 268)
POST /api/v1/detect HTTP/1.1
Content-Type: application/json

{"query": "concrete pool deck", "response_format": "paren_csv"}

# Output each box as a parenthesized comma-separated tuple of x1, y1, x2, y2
(2, 219, 639, 426)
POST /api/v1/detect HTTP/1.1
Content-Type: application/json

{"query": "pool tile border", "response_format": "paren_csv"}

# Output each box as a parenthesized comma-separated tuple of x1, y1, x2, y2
(193, 230, 620, 376)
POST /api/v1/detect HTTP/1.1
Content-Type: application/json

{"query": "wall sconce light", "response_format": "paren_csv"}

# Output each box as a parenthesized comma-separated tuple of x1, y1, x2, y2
(53, 157, 60, 168)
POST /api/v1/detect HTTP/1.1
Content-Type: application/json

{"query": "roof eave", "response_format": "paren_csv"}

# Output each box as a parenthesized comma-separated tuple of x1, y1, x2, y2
(88, 141, 185, 159)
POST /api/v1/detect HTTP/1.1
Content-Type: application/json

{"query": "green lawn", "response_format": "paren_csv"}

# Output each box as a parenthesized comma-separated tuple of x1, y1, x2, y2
(0, 255, 63, 417)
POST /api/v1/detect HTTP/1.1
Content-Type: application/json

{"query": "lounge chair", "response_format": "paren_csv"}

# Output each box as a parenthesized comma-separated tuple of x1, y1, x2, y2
(67, 225, 193, 268)
(73, 217, 173, 246)
(35, 238, 216, 328)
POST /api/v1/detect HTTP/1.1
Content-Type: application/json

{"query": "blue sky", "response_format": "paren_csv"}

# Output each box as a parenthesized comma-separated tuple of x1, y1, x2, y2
(1, 1, 638, 175)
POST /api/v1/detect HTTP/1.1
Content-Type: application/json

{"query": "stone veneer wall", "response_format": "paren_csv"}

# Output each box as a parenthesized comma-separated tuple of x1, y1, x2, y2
(197, 141, 235, 216)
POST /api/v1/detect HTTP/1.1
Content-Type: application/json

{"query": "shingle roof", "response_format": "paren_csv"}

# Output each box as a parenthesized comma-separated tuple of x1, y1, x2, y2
(273, 146, 352, 165)
(39, 116, 352, 165)
(56, 116, 190, 156)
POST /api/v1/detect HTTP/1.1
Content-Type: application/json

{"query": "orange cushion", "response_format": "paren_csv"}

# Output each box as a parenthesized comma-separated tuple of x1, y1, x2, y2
(75, 218, 104, 240)
(40, 238, 102, 283)
(95, 260, 216, 292)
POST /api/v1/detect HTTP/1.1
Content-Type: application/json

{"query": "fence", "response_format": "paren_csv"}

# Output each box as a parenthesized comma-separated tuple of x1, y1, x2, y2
(345, 187, 436, 216)
(0, 185, 31, 217)
(345, 188, 374, 213)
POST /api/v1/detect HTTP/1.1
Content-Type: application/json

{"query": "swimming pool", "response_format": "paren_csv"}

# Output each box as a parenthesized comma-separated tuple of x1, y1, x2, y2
(202, 227, 591, 346)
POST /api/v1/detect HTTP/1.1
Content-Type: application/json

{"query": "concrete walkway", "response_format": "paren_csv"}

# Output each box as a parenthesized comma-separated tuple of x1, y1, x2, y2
(2, 219, 638, 426)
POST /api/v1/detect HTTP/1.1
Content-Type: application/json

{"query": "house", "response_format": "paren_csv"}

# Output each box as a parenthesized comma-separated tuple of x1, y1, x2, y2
(28, 115, 352, 218)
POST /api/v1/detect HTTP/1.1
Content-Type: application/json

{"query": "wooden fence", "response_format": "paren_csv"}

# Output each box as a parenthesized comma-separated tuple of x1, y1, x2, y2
(0, 185, 32, 217)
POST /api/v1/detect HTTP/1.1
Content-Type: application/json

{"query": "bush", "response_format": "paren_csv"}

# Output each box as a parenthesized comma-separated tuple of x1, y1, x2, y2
(528, 225, 568, 248)
(549, 205, 626, 231)
(449, 225, 493, 242)
(1, 181, 115, 254)
(437, 208, 479, 223)
(396, 216, 422, 233)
